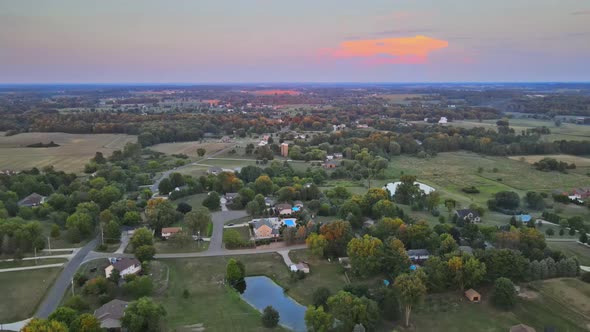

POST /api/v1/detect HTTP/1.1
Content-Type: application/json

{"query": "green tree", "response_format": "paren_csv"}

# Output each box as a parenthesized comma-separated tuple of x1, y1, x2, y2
(382, 237, 411, 277)
(135, 245, 156, 262)
(203, 192, 221, 211)
(306, 233, 328, 258)
(463, 256, 486, 289)
(347, 235, 384, 276)
(130, 227, 153, 249)
(22, 318, 67, 332)
(121, 297, 166, 332)
(226, 258, 245, 284)
(305, 305, 333, 332)
(223, 229, 244, 248)
(312, 287, 331, 308)
(394, 272, 427, 327)
(254, 175, 274, 195)
(123, 211, 142, 225)
(246, 200, 261, 216)
(326, 291, 379, 331)
(491, 277, 516, 310)
(261, 306, 280, 328)
(197, 148, 206, 157)
(48, 307, 78, 328)
(439, 233, 458, 254)
(158, 178, 173, 194)
(184, 207, 211, 235)
(104, 220, 121, 243)
(146, 199, 177, 232)
(109, 268, 121, 284)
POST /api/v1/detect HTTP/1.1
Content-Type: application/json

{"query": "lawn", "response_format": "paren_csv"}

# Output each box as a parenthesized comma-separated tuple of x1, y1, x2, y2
(410, 278, 590, 331)
(158, 255, 291, 331)
(0, 267, 62, 323)
(0, 258, 67, 269)
(154, 239, 209, 254)
(224, 225, 252, 243)
(174, 193, 209, 209)
(0, 132, 136, 173)
(547, 241, 590, 266)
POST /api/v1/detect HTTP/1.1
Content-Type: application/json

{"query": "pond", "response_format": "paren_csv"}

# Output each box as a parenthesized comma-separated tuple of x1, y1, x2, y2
(240, 276, 307, 332)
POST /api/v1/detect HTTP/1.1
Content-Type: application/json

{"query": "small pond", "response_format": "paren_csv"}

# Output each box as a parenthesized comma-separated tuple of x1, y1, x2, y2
(240, 276, 307, 332)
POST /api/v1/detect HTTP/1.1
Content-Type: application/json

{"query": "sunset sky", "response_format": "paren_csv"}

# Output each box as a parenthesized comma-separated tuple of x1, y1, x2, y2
(1, 0, 589, 83)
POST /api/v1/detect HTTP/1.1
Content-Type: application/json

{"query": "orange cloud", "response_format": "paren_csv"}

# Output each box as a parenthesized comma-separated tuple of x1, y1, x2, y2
(321, 35, 449, 64)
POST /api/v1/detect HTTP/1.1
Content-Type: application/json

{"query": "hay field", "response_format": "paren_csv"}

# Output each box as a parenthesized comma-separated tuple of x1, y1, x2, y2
(150, 141, 232, 156)
(0, 132, 136, 173)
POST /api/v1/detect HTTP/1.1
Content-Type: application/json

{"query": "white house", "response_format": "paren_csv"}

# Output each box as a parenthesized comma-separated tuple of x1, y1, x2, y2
(438, 117, 448, 124)
(105, 257, 142, 278)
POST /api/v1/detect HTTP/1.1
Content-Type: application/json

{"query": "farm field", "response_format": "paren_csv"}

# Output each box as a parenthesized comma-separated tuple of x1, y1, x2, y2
(384, 152, 590, 210)
(0, 267, 62, 323)
(149, 141, 233, 157)
(0, 132, 136, 173)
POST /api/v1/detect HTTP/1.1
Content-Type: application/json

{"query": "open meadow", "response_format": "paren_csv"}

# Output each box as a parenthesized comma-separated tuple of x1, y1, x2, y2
(149, 141, 233, 157)
(0, 132, 136, 173)
(0, 267, 62, 323)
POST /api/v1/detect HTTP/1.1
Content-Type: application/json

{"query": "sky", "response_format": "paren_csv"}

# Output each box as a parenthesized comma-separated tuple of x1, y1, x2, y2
(1, 0, 589, 83)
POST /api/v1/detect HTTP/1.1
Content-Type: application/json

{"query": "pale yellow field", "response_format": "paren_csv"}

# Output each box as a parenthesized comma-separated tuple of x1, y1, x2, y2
(149, 141, 232, 156)
(0, 132, 136, 173)
(509, 154, 590, 167)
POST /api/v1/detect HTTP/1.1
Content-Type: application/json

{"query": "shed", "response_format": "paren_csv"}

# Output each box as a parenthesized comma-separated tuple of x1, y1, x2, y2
(465, 289, 481, 302)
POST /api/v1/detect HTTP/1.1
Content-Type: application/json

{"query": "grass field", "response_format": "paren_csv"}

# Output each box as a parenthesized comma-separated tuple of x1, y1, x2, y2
(224, 225, 252, 243)
(0, 267, 62, 323)
(174, 193, 209, 208)
(150, 141, 232, 157)
(547, 241, 590, 266)
(509, 154, 590, 167)
(0, 132, 136, 173)
(0, 258, 67, 269)
(154, 239, 209, 254)
(410, 278, 590, 331)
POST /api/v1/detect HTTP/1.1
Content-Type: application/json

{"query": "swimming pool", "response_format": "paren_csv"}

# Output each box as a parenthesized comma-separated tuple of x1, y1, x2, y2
(283, 219, 296, 227)
(292, 206, 301, 212)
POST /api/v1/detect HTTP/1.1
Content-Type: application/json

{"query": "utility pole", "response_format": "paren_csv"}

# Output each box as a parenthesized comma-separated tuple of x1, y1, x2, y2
(47, 236, 52, 255)
(71, 278, 75, 296)
(34, 247, 37, 265)
(100, 223, 104, 245)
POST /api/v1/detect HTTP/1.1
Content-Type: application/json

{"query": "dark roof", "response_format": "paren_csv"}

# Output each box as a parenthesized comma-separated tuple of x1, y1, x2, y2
(276, 203, 292, 210)
(112, 257, 141, 271)
(225, 192, 239, 199)
(17, 193, 45, 207)
(208, 166, 222, 172)
(407, 249, 430, 257)
(94, 299, 129, 324)
(456, 209, 480, 219)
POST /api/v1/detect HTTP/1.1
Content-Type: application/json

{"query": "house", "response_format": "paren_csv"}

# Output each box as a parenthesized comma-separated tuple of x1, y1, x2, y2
(326, 155, 334, 160)
(224, 192, 239, 204)
(407, 249, 430, 263)
(161, 227, 182, 239)
(105, 257, 142, 278)
(363, 219, 376, 228)
(290, 262, 310, 273)
(438, 117, 448, 124)
(293, 201, 304, 208)
(465, 289, 481, 302)
(323, 161, 337, 169)
(357, 124, 369, 129)
(276, 203, 292, 211)
(17, 193, 46, 207)
(251, 218, 281, 239)
(207, 166, 223, 175)
(455, 209, 481, 223)
(94, 299, 129, 331)
(280, 143, 289, 157)
(510, 324, 536, 332)
(279, 208, 293, 216)
(220, 136, 231, 143)
(333, 153, 343, 159)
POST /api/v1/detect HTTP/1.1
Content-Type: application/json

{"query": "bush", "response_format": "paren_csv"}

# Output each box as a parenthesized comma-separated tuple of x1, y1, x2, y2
(176, 202, 192, 214)
(581, 272, 590, 283)
(462, 186, 480, 194)
(261, 306, 280, 328)
(183, 289, 190, 298)
(312, 287, 331, 308)
(491, 277, 516, 310)
(545, 228, 554, 236)
(96, 244, 108, 251)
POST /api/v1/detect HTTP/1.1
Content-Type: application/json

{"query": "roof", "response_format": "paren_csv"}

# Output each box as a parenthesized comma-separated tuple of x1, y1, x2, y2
(465, 288, 481, 298)
(296, 262, 309, 269)
(17, 193, 45, 206)
(276, 203, 292, 210)
(208, 166, 222, 172)
(459, 246, 474, 254)
(112, 257, 141, 271)
(456, 209, 480, 219)
(225, 192, 239, 199)
(94, 299, 129, 326)
(407, 249, 430, 257)
(161, 227, 182, 234)
(510, 324, 536, 332)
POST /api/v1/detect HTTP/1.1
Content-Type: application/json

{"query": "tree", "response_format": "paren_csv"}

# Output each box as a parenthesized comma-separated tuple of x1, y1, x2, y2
(373, 217, 404, 240)
(423, 256, 451, 292)
(130, 227, 153, 249)
(70, 313, 102, 332)
(463, 256, 486, 289)
(223, 229, 244, 248)
(121, 297, 166, 332)
(51, 224, 61, 238)
(580, 232, 589, 244)
(146, 199, 178, 233)
(135, 245, 156, 262)
(158, 178, 173, 194)
(176, 202, 192, 214)
(109, 268, 121, 284)
(393, 175, 421, 205)
(425, 191, 441, 211)
(123, 276, 154, 298)
(261, 306, 280, 328)
(104, 220, 121, 243)
(312, 287, 331, 308)
(254, 175, 274, 195)
(347, 235, 384, 276)
(306, 233, 328, 258)
(203, 192, 221, 211)
(439, 233, 458, 254)
(48, 307, 78, 328)
(491, 277, 516, 310)
(226, 258, 245, 285)
(319, 220, 353, 257)
(22, 318, 67, 332)
(197, 148, 206, 157)
(246, 200, 261, 216)
(184, 207, 211, 235)
(305, 305, 333, 332)
(382, 237, 411, 277)
(488, 191, 520, 211)
(395, 272, 427, 327)
(327, 291, 380, 331)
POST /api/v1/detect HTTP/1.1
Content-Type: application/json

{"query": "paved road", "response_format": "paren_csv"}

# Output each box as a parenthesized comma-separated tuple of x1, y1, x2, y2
(208, 210, 248, 254)
(35, 238, 98, 318)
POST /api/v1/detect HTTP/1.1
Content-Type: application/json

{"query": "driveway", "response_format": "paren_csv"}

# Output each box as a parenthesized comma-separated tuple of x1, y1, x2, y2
(207, 210, 248, 254)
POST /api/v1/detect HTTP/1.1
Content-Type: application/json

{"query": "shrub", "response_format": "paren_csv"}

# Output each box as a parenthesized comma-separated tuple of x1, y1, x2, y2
(491, 277, 516, 310)
(462, 186, 480, 194)
(261, 306, 280, 328)
(312, 287, 331, 308)
(581, 272, 590, 283)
